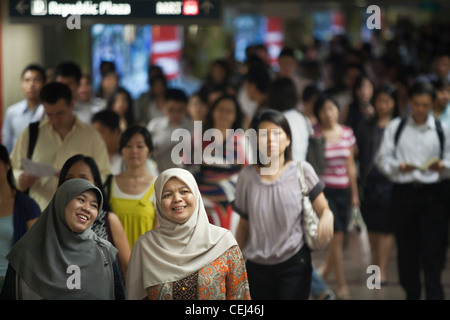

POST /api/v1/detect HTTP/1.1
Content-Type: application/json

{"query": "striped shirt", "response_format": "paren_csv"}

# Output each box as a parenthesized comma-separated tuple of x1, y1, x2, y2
(315, 125, 356, 189)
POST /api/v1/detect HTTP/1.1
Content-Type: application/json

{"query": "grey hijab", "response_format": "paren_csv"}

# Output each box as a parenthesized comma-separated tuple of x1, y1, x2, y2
(7, 178, 118, 300)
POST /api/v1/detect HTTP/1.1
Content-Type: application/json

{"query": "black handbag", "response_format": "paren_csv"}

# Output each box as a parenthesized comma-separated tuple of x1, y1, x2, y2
(306, 136, 325, 176)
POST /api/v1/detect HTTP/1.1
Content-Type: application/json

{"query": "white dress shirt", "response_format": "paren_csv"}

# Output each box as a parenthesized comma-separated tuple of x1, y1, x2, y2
(73, 98, 106, 125)
(283, 109, 309, 162)
(375, 115, 450, 184)
(147, 116, 193, 173)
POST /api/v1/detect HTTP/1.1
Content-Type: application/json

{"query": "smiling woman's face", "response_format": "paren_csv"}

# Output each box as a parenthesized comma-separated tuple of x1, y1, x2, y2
(160, 177, 196, 224)
(65, 189, 99, 233)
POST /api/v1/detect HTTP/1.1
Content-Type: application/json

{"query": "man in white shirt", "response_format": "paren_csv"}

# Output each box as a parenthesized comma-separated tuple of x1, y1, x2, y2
(10, 82, 111, 211)
(244, 67, 271, 114)
(2, 64, 46, 153)
(416, 50, 450, 84)
(54, 61, 104, 125)
(268, 77, 309, 162)
(76, 73, 106, 124)
(375, 81, 450, 300)
(147, 88, 193, 173)
(277, 47, 312, 104)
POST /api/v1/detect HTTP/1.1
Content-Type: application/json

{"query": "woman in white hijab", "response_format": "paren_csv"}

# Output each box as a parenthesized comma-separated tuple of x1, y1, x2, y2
(126, 168, 250, 300)
(0, 178, 118, 300)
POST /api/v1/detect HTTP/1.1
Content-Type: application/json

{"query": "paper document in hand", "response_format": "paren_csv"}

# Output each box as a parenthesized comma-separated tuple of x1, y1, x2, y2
(20, 158, 58, 177)
(406, 157, 440, 171)
(422, 157, 440, 170)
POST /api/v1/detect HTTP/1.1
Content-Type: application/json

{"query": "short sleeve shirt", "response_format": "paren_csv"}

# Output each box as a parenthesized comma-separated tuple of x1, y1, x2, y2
(316, 125, 356, 188)
(233, 161, 324, 265)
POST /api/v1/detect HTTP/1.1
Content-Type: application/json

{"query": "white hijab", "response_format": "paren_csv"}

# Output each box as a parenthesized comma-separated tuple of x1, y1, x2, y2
(126, 168, 237, 300)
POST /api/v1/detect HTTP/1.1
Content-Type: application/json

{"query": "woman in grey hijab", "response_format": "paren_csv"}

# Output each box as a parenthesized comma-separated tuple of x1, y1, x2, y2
(0, 178, 118, 300)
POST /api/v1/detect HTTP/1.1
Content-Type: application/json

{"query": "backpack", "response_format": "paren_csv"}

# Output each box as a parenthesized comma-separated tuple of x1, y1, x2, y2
(27, 121, 40, 159)
(24, 121, 40, 195)
(394, 117, 444, 158)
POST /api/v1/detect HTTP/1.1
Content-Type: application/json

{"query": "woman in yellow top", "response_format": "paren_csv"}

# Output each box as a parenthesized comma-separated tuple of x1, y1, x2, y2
(106, 124, 158, 249)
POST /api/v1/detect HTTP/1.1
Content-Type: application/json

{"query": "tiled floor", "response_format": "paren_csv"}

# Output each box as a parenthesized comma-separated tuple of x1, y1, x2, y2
(311, 232, 450, 300)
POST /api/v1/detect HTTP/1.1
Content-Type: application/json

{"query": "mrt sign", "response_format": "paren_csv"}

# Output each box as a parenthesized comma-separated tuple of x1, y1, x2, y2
(9, 0, 222, 24)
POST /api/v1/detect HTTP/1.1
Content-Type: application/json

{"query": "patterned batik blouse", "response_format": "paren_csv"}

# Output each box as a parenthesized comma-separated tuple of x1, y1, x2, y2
(147, 245, 251, 300)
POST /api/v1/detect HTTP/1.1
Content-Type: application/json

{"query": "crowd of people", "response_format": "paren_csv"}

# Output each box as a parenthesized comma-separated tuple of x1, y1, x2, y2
(0, 22, 449, 300)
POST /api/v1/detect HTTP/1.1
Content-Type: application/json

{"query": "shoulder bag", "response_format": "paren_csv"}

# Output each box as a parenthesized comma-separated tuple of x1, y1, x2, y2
(306, 135, 325, 176)
(297, 161, 328, 251)
(24, 121, 40, 195)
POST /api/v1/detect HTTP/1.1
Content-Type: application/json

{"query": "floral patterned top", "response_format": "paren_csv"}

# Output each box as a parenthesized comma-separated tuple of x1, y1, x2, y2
(147, 245, 251, 300)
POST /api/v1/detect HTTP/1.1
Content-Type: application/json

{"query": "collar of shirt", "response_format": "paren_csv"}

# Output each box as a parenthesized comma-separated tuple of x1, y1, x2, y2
(19, 100, 29, 114)
(21, 101, 43, 115)
(39, 114, 84, 132)
(406, 113, 436, 131)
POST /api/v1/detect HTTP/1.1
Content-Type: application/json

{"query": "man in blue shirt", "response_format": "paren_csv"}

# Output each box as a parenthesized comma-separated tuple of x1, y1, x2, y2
(2, 64, 46, 153)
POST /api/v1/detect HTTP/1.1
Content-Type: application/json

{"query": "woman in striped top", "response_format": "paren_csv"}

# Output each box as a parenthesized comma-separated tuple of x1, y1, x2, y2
(312, 94, 359, 300)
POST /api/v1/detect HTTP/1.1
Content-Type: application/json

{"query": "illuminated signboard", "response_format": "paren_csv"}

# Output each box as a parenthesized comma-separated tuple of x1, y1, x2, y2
(183, 0, 199, 16)
(9, 0, 221, 24)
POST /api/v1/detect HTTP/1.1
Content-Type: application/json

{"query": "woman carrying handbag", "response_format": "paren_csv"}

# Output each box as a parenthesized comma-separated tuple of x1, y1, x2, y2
(234, 109, 334, 300)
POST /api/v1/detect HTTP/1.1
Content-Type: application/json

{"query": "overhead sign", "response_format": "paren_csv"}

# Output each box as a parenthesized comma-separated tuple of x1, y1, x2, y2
(9, 0, 222, 24)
